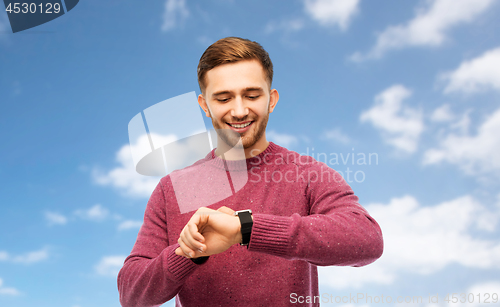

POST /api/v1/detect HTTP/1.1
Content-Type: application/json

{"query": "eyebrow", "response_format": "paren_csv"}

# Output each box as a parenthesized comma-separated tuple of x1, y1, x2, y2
(212, 90, 231, 97)
(243, 87, 264, 93)
(212, 87, 264, 98)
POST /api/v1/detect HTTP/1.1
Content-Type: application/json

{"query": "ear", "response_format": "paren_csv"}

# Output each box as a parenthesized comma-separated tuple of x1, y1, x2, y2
(268, 89, 279, 114)
(198, 94, 211, 117)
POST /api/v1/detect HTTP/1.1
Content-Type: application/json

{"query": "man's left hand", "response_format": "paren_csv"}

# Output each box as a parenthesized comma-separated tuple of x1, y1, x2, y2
(175, 206, 241, 259)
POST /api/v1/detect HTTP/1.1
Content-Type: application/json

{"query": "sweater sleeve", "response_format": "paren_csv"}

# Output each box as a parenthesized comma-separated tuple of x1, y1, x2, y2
(248, 164, 383, 267)
(117, 181, 202, 307)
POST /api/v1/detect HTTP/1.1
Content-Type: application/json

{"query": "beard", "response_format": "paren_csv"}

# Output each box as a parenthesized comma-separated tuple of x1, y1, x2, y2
(211, 112, 269, 150)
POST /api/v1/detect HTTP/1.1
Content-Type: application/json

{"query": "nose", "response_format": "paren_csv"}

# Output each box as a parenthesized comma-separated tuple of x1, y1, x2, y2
(230, 96, 249, 119)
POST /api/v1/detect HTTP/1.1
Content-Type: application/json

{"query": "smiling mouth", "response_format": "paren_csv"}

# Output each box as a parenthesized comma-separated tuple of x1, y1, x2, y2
(227, 121, 253, 128)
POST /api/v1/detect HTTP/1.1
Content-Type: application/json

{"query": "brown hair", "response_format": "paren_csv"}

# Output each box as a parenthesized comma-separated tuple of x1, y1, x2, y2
(197, 37, 273, 94)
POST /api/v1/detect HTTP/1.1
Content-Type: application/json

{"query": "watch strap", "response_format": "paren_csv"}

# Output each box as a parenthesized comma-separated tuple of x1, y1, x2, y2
(190, 256, 209, 265)
(235, 210, 253, 247)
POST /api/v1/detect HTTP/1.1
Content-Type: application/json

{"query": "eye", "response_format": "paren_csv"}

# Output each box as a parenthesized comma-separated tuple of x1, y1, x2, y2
(216, 98, 230, 103)
(247, 95, 260, 100)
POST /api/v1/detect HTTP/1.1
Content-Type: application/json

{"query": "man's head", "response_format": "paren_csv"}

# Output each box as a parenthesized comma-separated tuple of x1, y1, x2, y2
(197, 37, 273, 94)
(197, 37, 279, 156)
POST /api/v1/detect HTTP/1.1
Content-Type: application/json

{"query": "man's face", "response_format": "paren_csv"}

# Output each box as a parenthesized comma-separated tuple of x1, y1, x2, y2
(198, 60, 278, 151)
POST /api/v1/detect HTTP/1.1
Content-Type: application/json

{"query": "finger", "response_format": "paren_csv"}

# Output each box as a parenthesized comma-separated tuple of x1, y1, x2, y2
(175, 247, 184, 257)
(180, 226, 199, 252)
(187, 222, 206, 244)
(177, 237, 195, 258)
(183, 222, 206, 253)
(191, 208, 209, 223)
(190, 210, 210, 233)
(180, 212, 209, 254)
(217, 206, 235, 215)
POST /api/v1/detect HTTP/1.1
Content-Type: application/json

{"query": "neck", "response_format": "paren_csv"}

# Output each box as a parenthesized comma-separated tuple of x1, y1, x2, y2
(244, 139, 269, 159)
(215, 136, 270, 160)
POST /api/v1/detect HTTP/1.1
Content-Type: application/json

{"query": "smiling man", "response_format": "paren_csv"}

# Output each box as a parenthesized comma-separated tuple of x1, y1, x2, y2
(117, 37, 383, 307)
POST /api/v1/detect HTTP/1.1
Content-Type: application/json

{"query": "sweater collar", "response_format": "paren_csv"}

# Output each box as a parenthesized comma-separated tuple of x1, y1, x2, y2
(205, 141, 281, 171)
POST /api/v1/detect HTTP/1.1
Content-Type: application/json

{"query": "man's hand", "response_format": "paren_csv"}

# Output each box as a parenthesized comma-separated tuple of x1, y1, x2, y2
(175, 206, 241, 259)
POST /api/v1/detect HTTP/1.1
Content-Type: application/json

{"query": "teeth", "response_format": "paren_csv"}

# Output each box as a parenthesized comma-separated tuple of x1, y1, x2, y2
(230, 122, 251, 128)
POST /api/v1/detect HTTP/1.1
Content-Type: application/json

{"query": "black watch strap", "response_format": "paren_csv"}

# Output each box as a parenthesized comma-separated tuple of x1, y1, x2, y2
(190, 256, 209, 265)
(235, 209, 253, 247)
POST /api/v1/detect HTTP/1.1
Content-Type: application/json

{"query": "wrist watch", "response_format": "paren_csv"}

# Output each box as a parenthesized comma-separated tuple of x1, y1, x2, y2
(234, 209, 253, 247)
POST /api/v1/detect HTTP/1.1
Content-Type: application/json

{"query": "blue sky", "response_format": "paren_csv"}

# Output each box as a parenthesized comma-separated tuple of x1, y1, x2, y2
(1, 0, 500, 306)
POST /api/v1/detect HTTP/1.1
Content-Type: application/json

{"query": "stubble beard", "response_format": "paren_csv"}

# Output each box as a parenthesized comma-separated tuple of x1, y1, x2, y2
(211, 112, 269, 150)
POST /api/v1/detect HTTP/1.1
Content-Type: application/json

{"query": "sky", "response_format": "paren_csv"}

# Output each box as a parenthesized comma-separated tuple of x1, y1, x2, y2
(1, 0, 500, 306)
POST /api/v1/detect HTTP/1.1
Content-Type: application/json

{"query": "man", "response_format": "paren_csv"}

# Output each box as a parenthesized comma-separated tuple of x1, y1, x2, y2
(117, 37, 383, 307)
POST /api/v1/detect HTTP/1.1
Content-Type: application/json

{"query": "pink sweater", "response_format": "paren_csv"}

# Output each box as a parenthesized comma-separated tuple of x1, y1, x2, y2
(117, 142, 383, 307)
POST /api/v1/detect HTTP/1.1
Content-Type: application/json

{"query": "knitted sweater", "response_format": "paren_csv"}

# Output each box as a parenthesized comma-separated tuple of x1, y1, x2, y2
(117, 142, 383, 307)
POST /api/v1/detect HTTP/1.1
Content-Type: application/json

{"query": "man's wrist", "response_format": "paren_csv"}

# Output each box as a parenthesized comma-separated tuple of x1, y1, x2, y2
(234, 216, 242, 245)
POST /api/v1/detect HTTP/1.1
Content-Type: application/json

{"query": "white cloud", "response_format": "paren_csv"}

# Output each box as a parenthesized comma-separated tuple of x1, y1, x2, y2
(423, 107, 500, 175)
(303, 0, 360, 31)
(350, 0, 495, 61)
(0, 278, 21, 296)
(12, 248, 49, 265)
(74, 204, 109, 222)
(267, 130, 299, 148)
(44, 205, 139, 230)
(0, 247, 50, 265)
(93, 142, 160, 198)
(441, 47, 500, 94)
(449, 109, 472, 134)
(319, 195, 500, 289)
(95, 130, 213, 198)
(95, 255, 127, 277)
(0, 287, 21, 296)
(431, 104, 455, 122)
(44, 211, 67, 226)
(161, 0, 189, 32)
(117, 220, 143, 231)
(322, 128, 351, 144)
(360, 85, 424, 153)
(319, 263, 395, 289)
